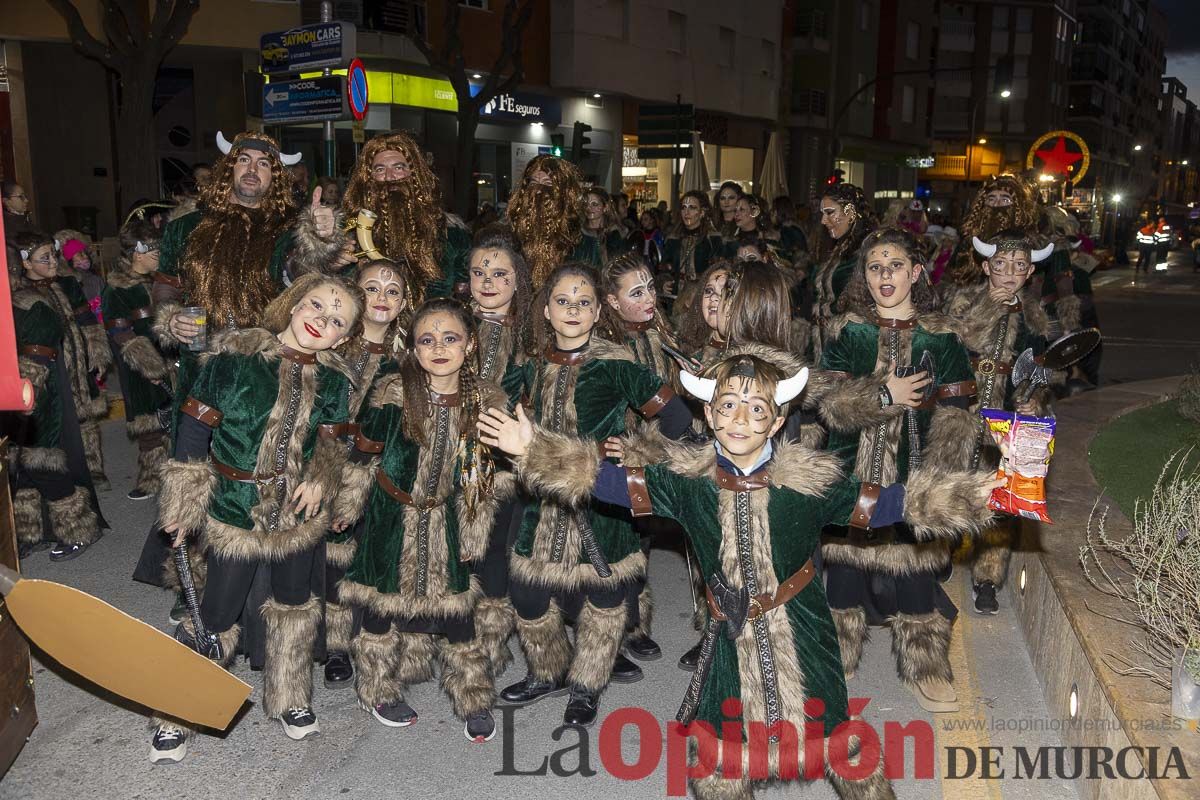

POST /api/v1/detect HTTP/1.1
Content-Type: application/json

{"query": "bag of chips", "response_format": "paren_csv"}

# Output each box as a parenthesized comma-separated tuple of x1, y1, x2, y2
(980, 409, 1056, 523)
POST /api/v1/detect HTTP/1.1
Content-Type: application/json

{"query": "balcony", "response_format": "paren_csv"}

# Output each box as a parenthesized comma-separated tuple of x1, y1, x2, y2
(920, 146, 1002, 182)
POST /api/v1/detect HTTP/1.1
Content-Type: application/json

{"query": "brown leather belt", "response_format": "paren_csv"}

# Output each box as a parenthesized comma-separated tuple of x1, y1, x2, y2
(705, 559, 816, 623)
(19, 344, 58, 360)
(849, 482, 881, 530)
(914, 379, 978, 410)
(181, 396, 224, 427)
(376, 470, 442, 510)
(971, 357, 1013, 376)
(638, 385, 675, 417)
(212, 456, 282, 486)
(105, 307, 154, 330)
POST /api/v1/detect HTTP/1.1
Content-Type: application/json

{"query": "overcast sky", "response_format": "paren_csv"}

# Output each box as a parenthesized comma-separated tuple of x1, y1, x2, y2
(1159, 0, 1200, 98)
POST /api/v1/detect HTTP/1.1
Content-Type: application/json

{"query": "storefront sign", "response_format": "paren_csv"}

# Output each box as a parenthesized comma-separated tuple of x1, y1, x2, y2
(263, 75, 348, 124)
(260, 21, 356, 75)
(905, 156, 936, 169)
(472, 84, 562, 125)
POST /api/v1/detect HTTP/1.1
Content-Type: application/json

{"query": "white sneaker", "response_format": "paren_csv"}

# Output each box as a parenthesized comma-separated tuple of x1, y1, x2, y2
(279, 707, 321, 740)
(149, 724, 188, 764)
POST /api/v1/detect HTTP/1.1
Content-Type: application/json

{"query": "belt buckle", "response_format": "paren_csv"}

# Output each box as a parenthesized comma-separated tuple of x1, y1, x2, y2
(747, 596, 766, 621)
(976, 358, 996, 376)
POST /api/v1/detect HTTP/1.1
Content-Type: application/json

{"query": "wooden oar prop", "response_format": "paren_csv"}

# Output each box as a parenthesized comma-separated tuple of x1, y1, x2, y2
(0, 563, 251, 730)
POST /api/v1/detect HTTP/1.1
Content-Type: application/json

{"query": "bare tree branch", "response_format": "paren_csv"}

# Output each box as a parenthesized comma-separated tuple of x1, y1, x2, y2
(45, 0, 119, 65)
(111, 0, 146, 44)
(157, 0, 200, 56)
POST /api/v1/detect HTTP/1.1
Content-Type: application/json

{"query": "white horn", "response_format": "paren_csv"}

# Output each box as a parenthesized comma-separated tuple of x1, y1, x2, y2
(679, 370, 717, 403)
(279, 150, 303, 166)
(774, 367, 809, 405)
(1031, 242, 1055, 262)
(972, 236, 996, 258)
(216, 130, 233, 155)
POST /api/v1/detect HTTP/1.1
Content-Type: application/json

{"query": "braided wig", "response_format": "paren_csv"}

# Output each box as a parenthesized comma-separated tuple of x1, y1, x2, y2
(507, 155, 585, 287)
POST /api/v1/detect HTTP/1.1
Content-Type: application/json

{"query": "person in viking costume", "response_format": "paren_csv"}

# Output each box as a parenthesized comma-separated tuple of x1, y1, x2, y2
(581, 186, 630, 266)
(8, 232, 105, 560)
(816, 227, 980, 714)
(941, 174, 1039, 288)
(810, 184, 878, 362)
(677, 260, 734, 366)
(101, 216, 171, 502)
(332, 299, 505, 742)
(942, 231, 1056, 614)
(149, 274, 359, 763)
(505, 155, 602, 287)
(480, 352, 999, 800)
(321, 259, 409, 690)
(341, 130, 471, 302)
(663, 190, 725, 320)
(496, 263, 693, 727)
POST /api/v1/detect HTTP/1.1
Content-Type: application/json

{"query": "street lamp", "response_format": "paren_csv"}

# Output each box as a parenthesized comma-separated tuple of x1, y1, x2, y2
(1000, 89, 1012, 98)
(1133, 144, 1143, 151)
(1112, 193, 1122, 203)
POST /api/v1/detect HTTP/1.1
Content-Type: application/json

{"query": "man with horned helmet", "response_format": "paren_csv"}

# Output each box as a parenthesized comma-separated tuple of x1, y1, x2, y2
(341, 130, 472, 303)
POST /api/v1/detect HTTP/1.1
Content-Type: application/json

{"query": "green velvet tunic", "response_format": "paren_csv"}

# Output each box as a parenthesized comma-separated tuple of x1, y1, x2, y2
(513, 339, 667, 588)
(581, 228, 629, 266)
(662, 231, 725, 283)
(101, 274, 172, 421)
(12, 300, 65, 451)
(568, 232, 603, 267)
(423, 223, 472, 300)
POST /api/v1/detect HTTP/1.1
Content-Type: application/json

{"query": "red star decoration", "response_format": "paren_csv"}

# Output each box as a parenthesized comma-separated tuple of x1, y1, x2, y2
(1035, 137, 1083, 177)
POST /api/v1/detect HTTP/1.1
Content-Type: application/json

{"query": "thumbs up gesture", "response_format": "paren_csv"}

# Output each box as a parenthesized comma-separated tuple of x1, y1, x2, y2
(310, 185, 336, 238)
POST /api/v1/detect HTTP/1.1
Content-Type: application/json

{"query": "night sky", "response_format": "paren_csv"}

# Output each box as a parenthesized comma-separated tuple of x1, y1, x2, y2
(1159, 0, 1200, 98)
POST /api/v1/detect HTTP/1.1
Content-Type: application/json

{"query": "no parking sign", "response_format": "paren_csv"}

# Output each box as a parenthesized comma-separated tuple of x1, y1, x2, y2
(347, 58, 369, 121)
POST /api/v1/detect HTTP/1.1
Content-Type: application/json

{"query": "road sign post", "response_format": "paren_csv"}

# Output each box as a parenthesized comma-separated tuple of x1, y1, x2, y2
(637, 99, 694, 207)
(262, 76, 349, 124)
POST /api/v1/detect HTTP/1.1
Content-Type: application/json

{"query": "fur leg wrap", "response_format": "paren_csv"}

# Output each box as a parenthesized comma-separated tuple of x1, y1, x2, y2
(691, 774, 753, 800)
(441, 640, 495, 719)
(566, 601, 627, 693)
(80, 420, 107, 483)
(832, 607, 869, 677)
(135, 436, 167, 494)
(162, 540, 207, 594)
(47, 487, 100, 545)
(352, 627, 404, 708)
(262, 596, 321, 718)
(13, 488, 43, 545)
(395, 632, 439, 686)
(474, 596, 516, 675)
(516, 604, 572, 684)
(628, 583, 654, 639)
(971, 523, 1014, 587)
(903, 467, 995, 541)
(890, 611, 954, 686)
(325, 600, 356, 652)
(827, 749, 897, 800)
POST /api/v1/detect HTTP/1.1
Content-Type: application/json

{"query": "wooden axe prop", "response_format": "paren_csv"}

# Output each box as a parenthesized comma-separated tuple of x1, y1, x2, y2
(0, 563, 250, 731)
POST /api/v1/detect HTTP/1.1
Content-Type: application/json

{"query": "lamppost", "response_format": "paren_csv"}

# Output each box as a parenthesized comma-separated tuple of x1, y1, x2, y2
(965, 83, 1011, 186)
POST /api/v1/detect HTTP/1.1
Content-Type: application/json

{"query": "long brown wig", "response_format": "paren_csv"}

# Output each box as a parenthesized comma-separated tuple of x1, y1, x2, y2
(506, 155, 584, 287)
(944, 174, 1038, 286)
(677, 258, 733, 353)
(837, 226, 938, 316)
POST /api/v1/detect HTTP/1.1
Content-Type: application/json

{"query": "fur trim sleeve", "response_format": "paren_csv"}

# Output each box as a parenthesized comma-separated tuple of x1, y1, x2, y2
(158, 459, 216, 534)
(17, 356, 49, 405)
(82, 322, 113, 374)
(153, 301, 183, 349)
(924, 405, 982, 471)
(1054, 294, 1083, 334)
(903, 467, 994, 541)
(331, 458, 377, 524)
(811, 369, 904, 432)
(515, 426, 603, 506)
(121, 335, 170, 383)
(302, 434, 349, 505)
(619, 423, 672, 469)
(289, 204, 345, 277)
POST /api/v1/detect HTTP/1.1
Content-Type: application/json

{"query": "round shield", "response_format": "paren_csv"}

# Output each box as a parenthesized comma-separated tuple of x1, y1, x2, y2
(1042, 328, 1101, 369)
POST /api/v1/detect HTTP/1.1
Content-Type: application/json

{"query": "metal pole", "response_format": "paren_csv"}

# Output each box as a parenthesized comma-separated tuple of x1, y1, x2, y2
(321, 0, 335, 179)
(672, 93, 681, 210)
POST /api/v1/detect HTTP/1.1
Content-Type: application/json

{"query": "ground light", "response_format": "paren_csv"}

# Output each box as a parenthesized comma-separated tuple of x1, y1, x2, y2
(1019, 566, 1027, 594)
(1069, 684, 1079, 718)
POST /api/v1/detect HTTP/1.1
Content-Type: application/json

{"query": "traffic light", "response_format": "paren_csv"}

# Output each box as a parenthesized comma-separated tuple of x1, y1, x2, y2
(549, 133, 564, 159)
(571, 121, 593, 163)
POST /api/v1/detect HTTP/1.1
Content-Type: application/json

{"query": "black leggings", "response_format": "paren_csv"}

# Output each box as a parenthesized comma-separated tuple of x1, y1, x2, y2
(200, 546, 315, 633)
(509, 576, 628, 621)
(473, 498, 524, 598)
(361, 608, 475, 644)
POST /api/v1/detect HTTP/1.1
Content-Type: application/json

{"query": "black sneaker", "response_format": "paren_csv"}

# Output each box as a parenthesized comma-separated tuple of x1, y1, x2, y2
(678, 640, 703, 671)
(127, 488, 152, 501)
(168, 593, 188, 626)
(49, 541, 88, 562)
(499, 674, 568, 706)
(609, 652, 643, 683)
(279, 707, 321, 740)
(563, 685, 600, 727)
(464, 709, 497, 743)
(973, 581, 1000, 615)
(368, 698, 418, 728)
(324, 650, 354, 688)
(625, 634, 662, 661)
(149, 724, 187, 764)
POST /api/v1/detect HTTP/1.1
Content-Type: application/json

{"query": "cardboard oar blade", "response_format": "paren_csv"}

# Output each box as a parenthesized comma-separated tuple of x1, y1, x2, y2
(0, 565, 250, 730)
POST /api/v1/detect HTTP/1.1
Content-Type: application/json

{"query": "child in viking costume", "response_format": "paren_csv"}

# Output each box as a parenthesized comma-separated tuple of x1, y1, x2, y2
(676, 260, 733, 366)
(332, 299, 504, 742)
(466, 229, 533, 675)
(663, 190, 725, 320)
(479, 354, 999, 800)
(506, 156, 602, 286)
(12, 231, 111, 491)
(150, 273, 360, 763)
(581, 186, 630, 266)
(322, 259, 408, 690)
(816, 227, 980, 714)
(341, 131, 471, 301)
(101, 217, 171, 501)
(811, 184, 878, 361)
(9, 235, 105, 560)
(942, 231, 1057, 614)
(497, 262, 693, 726)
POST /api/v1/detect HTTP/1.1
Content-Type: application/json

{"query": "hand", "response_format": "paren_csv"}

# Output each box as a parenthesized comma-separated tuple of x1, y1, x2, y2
(290, 481, 324, 520)
(168, 312, 199, 344)
(310, 187, 336, 238)
(671, 353, 703, 373)
(1015, 401, 1038, 415)
(884, 361, 931, 408)
(602, 436, 624, 464)
(331, 517, 351, 533)
(987, 286, 1015, 305)
(165, 523, 187, 549)
(983, 474, 1007, 496)
(477, 404, 533, 456)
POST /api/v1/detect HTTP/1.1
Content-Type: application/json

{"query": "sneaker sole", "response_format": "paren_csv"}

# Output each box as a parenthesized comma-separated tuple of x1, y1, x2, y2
(464, 721, 497, 743)
(49, 546, 88, 562)
(498, 686, 569, 707)
(677, 661, 698, 672)
(370, 708, 417, 728)
(280, 720, 321, 740)
(127, 493, 153, 501)
(149, 743, 187, 764)
(971, 587, 1000, 615)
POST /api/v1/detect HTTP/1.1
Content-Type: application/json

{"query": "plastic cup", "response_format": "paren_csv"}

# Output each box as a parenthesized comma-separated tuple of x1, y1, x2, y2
(182, 306, 207, 352)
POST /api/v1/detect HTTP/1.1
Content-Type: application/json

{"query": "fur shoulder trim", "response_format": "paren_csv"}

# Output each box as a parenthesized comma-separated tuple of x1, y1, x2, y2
(940, 281, 989, 318)
(204, 327, 282, 360)
(477, 379, 507, 412)
(824, 312, 867, 341)
(315, 348, 355, 384)
(11, 288, 50, 312)
(104, 267, 148, 290)
(664, 441, 717, 479)
(789, 318, 813, 365)
(917, 312, 962, 336)
(369, 372, 404, 409)
(767, 441, 844, 497)
(587, 336, 636, 363)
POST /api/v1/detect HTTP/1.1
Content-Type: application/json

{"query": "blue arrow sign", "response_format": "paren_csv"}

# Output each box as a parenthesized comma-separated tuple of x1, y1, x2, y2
(263, 76, 349, 124)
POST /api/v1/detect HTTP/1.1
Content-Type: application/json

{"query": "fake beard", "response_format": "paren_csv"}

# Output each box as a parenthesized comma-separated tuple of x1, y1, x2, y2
(970, 204, 1020, 240)
(181, 205, 282, 330)
(362, 179, 442, 290)
(513, 185, 574, 287)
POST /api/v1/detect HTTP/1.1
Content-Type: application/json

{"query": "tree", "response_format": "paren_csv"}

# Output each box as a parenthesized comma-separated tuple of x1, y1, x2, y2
(406, 0, 535, 217)
(46, 0, 200, 212)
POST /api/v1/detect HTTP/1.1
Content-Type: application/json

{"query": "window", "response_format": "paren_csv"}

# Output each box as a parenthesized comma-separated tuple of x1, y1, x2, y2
(794, 89, 828, 116)
(902, 85, 915, 123)
(1016, 8, 1033, 32)
(993, 7, 1008, 29)
(906, 22, 920, 61)
(718, 26, 735, 67)
(667, 10, 686, 54)
(761, 38, 775, 77)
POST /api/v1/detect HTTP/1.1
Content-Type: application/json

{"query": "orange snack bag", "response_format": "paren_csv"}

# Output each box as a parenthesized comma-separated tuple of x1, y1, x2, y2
(980, 409, 1056, 524)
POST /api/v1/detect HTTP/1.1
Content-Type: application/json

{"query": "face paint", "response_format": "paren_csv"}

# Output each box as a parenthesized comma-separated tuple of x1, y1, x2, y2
(544, 275, 598, 349)
(470, 248, 518, 312)
(607, 268, 657, 323)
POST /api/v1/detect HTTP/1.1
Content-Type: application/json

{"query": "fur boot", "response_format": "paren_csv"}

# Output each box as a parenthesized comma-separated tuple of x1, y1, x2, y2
(135, 433, 168, 495)
(13, 488, 43, 546)
(890, 611, 954, 686)
(566, 601, 627, 693)
(262, 596, 321, 717)
(47, 487, 101, 545)
(441, 640, 495, 719)
(971, 523, 1014, 587)
(691, 774, 753, 800)
(827, 749, 897, 800)
(80, 420, 109, 490)
(627, 584, 654, 640)
(395, 631, 439, 686)
(474, 596, 516, 675)
(832, 606, 869, 679)
(352, 627, 404, 708)
(515, 604, 572, 684)
(325, 600, 356, 653)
